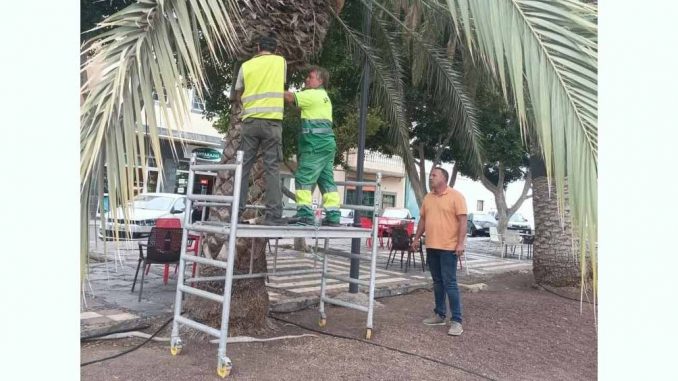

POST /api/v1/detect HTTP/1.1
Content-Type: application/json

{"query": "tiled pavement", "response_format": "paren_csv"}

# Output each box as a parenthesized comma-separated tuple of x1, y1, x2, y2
(82, 230, 532, 336)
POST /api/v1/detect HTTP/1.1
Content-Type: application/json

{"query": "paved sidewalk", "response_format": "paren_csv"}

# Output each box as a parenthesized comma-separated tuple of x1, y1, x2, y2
(81, 235, 531, 336)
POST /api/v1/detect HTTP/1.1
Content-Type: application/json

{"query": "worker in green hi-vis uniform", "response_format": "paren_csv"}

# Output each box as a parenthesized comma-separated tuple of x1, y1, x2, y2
(283, 66, 341, 226)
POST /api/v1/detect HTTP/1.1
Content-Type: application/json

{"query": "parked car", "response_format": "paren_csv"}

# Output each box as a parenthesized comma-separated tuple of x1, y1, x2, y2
(339, 208, 355, 226)
(99, 193, 187, 239)
(507, 212, 533, 234)
(467, 212, 498, 237)
(378, 207, 415, 236)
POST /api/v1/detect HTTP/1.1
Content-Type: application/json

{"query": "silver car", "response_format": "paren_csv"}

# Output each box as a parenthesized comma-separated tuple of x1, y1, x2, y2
(99, 193, 187, 239)
(507, 212, 533, 234)
(339, 208, 355, 226)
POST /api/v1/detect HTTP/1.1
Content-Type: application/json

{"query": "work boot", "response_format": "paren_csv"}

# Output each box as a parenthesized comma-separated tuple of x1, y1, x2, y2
(422, 314, 446, 326)
(287, 214, 315, 225)
(448, 321, 464, 336)
(262, 216, 288, 226)
(292, 217, 315, 226)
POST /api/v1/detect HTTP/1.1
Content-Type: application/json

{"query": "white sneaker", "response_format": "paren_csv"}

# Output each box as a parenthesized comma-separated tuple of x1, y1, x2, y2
(448, 321, 463, 336)
(422, 315, 446, 326)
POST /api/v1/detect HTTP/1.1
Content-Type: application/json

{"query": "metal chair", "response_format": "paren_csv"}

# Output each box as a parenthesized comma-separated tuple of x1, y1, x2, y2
(521, 234, 534, 259)
(503, 230, 524, 259)
(386, 226, 424, 272)
(489, 227, 504, 256)
(132, 226, 183, 302)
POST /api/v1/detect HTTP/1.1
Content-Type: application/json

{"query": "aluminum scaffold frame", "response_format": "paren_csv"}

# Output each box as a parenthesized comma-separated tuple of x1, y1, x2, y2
(169, 151, 382, 378)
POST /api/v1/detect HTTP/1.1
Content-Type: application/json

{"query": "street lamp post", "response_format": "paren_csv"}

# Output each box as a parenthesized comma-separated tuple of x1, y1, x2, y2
(350, 0, 372, 293)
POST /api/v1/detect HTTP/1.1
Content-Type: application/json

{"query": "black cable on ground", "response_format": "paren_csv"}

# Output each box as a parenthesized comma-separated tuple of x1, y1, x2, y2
(537, 284, 597, 305)
(80, 316, 173, 367)
(269, 315, 497, 381)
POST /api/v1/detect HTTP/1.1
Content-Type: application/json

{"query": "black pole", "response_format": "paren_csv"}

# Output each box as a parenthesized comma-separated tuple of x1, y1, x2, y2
(350, 0, 372, 293)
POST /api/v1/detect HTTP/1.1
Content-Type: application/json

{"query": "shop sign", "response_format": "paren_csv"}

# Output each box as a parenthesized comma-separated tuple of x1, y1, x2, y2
(192, 147, 222, 162)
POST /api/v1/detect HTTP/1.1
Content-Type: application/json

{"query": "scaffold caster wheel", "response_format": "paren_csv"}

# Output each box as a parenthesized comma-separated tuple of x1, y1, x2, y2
(170, 344, 182, 356)
(319, 318, 327, 328)
(217, 365, 232, 378)
(217, 357, 233, 378)
(365, 328, 372, 340)
(170, 337, 183, 356)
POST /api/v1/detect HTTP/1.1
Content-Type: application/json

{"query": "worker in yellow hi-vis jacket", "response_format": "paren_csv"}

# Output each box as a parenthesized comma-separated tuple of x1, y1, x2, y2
(283, 66, 341, 226)
(233, 36, 287, 225)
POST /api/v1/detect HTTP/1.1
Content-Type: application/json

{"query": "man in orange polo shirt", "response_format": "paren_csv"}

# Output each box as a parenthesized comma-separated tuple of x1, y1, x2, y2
(412, 167, 467, 336)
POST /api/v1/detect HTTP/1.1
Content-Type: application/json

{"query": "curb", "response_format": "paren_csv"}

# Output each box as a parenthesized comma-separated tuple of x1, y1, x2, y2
(81, 318, 151, 340)
(270, 281, 432, 313)
(81, 281, 490, 335)
(268, 280, 489, 313)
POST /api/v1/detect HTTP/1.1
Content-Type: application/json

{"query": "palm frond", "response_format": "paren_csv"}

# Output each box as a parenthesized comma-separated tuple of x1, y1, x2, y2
(80, 0, 243, 280)
(328, 6, 416, 176)
(372, 7, 407, 99)
(443, 0, 598, 294)
(371, 0, 484, 176)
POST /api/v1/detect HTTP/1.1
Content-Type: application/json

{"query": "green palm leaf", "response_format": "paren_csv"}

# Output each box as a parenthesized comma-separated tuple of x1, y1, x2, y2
(80, 0, 243, 280)
(443, 0, 598, 297)
(328, 6, 417, 177)
(371, 0, 484, 175)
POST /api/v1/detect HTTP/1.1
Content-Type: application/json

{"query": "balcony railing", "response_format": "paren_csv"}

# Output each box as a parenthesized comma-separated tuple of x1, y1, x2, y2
(346, 150, 405, 176)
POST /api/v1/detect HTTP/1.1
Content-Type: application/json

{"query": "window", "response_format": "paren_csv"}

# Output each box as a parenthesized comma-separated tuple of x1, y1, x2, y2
(345, 190, 375, 206)
(509, 213, 528, 222)
(152, 88, 168, 102)
(191, 91, 205, 112)
(381, 208, 411, 219)
(133, 195, 176, 211)
(103, 161, 158, 195)
(345, 189, 375, 218)
(382, 193, 396, 209)
(174, 160, 190, 195)
(476, 200, 484, 211)
(471, 213, 496, 223)
(172, 198, 186, 213)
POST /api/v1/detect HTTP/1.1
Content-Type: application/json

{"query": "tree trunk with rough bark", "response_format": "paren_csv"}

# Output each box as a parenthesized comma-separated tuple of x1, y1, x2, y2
(184, 112, 273, 333)
(493, 191, 509, 235)
(449, 164, 458, 187)
(406, 145, 427, 206)
(530, 155, 581, 287)
(478, 164, 532, 237)
(406, 161, 425, 206)
(184, 0, 343, 333)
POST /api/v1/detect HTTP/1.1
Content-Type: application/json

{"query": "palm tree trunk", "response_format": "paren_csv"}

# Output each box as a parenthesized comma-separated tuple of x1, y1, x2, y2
(530, 155, 580, 287)
(184, 0, 345, 333)
(184, 112, 271, 332)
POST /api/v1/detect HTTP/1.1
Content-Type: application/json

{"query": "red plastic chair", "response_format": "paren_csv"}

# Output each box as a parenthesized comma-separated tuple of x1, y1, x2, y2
(360, 216, 386, 248)
(405, 220, 415, 236)
(359, 216, 374, 248)
(149, 218, 200, 284)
